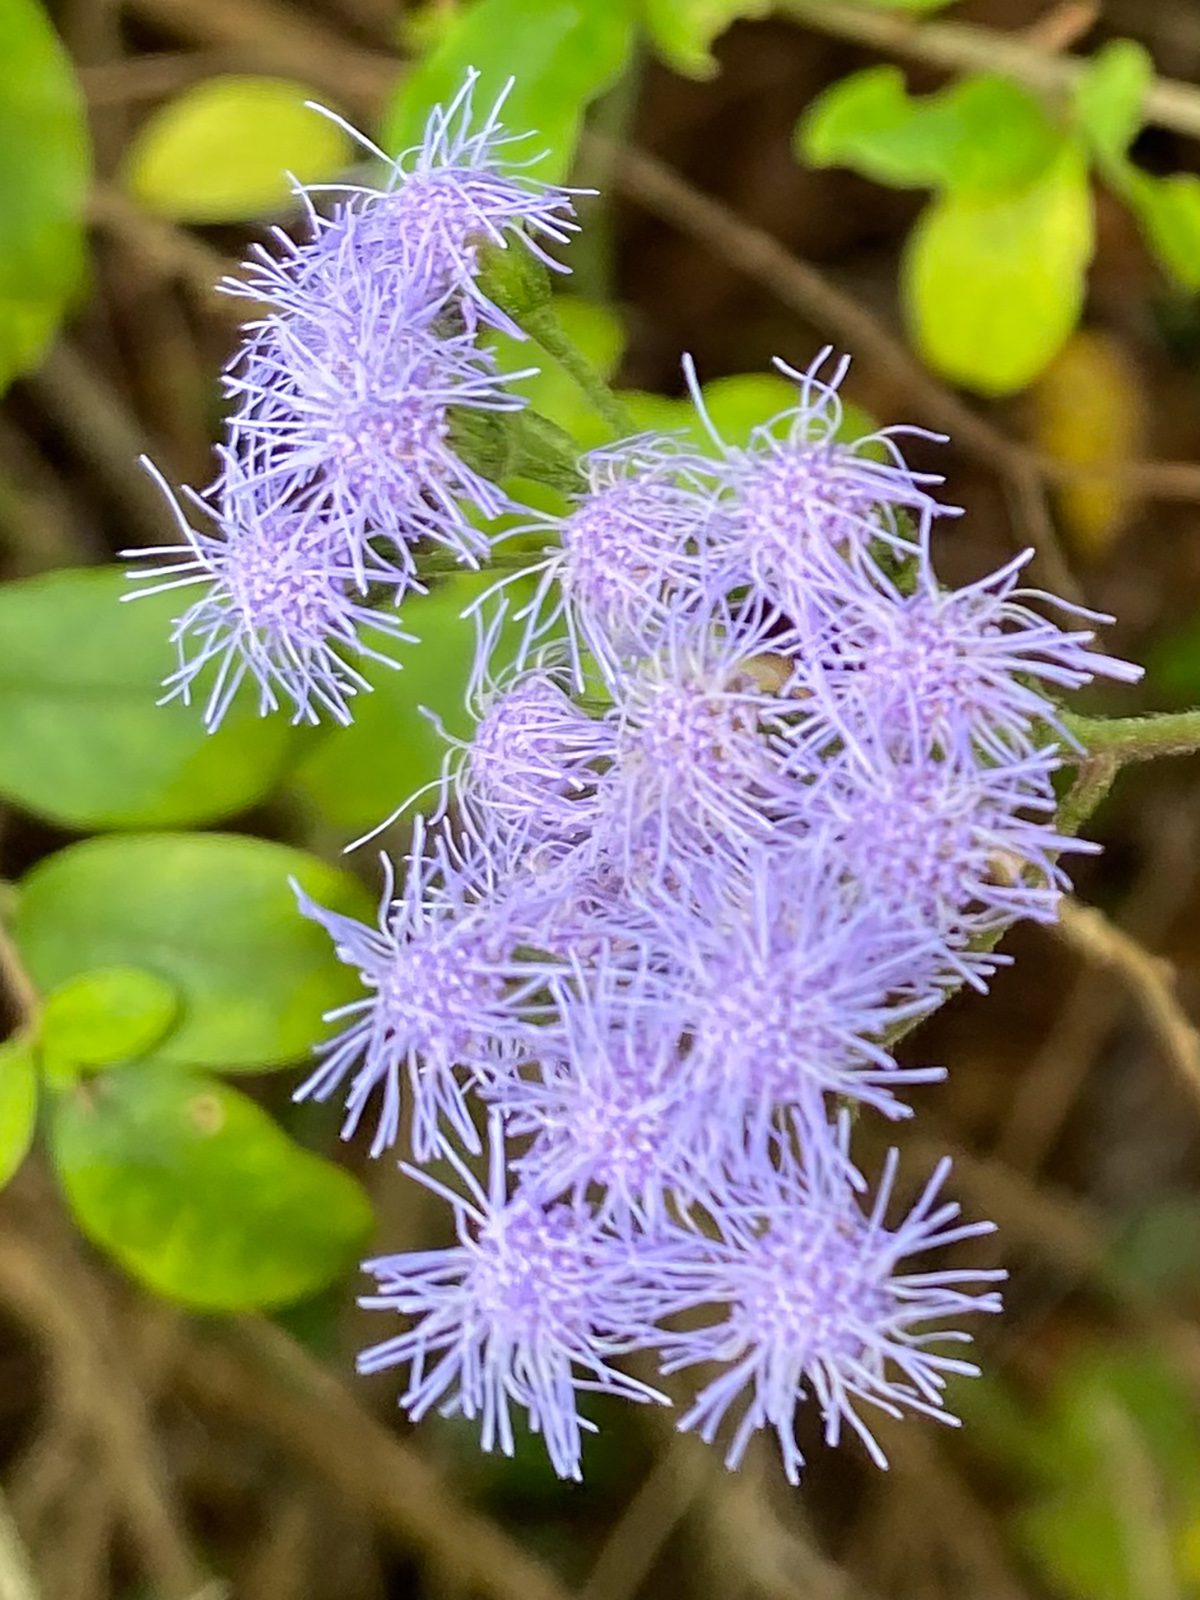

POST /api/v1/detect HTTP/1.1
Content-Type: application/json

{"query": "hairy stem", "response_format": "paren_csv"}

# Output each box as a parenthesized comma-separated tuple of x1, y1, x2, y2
(1065, 710, 1200, 764)
(523, 307, 636, 438)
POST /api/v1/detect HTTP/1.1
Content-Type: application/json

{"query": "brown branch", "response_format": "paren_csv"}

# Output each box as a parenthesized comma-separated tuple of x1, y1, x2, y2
(778, 0, 1200, 147)
(1053, 897, 1200, 1114)
(175, 1316, 577, 1600)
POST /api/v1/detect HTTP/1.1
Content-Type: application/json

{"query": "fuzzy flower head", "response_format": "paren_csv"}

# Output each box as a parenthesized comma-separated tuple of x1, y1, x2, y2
(359, 1120, 667, 1480)
(225, 286, 528, 572)
(663, 848, 949, 1153)
(226, 71, 578, 336)
(294, 820, 556, 1160)
(658, 1121, 1004, 1483)
(127, 451, 413, 729)
(511, 438, 722, 683)
(689, 349, 957, 613)
(807, 544, 1142, 765)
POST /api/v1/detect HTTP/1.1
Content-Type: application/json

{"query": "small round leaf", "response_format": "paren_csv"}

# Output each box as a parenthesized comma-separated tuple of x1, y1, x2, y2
(52, 1065, 372, 1309)
(41, 965, 179, 1068)
(13, 833, 372, 1072)
(122, 76, 353, 224)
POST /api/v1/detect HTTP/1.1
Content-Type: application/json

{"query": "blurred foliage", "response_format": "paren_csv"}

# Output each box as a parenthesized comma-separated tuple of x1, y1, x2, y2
(0, 0, 89, 394)
(121, 76, 355, 224)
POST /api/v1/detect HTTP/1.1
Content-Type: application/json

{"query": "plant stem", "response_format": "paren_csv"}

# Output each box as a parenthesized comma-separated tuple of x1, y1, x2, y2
(1065, 710, 1200, 765)
(523, 307, 636, 438)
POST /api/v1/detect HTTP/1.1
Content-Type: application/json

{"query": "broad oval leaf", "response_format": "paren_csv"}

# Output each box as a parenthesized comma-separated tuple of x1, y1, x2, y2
(799, 66, 1062, 196)
(52, 1065, 372, 1310)
(121, 76, 354, 224)
(13, 833, 372, 1072)
(902, 139, 1094, 396)
(0, 0, 90, 391)
(0, 566, 294, 829)
(383, 0, 637, 182)
(0, 1035, 37, 1190)
(41, 966, 179, 1069)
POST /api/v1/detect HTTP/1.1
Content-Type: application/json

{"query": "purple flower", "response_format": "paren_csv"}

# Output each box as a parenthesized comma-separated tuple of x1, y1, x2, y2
(225, 285, 530, 574)
(655, 1120, 1003, 1482)
(496, 968, 710, 1227)
(359, 1119, 668, 1480)
(294, 819, 557, 1160)
(507, 437, 722, 684)
(225, 70, 578, 336)
(802, 542, 1142, 764)
(687, 349, 958, 613)
(127, 450, 413, 729)
(658, 847, 949, 1153)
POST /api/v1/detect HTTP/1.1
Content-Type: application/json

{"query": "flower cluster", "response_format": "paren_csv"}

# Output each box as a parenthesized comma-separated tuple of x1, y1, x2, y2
(127, 73, 577, 729)
(135, 78, 1141, 1484)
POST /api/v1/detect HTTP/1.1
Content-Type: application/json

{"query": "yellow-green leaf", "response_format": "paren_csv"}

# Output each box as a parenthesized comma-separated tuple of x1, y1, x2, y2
(0, 1035, 37, 1190)
(122, 76, 354, 224)
(640, 0, 769, 78)
(902, 138, 1094, 395)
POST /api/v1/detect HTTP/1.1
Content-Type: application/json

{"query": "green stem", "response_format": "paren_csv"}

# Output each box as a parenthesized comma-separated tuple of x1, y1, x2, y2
(523, 308, 636, 439)
(1064, 710, 1200, 765)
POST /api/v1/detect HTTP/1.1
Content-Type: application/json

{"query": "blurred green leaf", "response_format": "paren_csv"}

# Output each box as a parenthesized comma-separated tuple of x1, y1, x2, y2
(902, 139, 1094, 395)
(0, 567, 294, 829)
(1112, 1196, 1200, 1295)
(798, 66, 1062, 195)
(0, 0, 90, 391)
(640, 0, 769, 78)
(121, 76, 354, 224)
(1126, 170, 1200, 293)
(383, 0, 637, 181)
(13, 833, 372, 1072)
(1146, 611, 1200, 705)
(491, 295, 626, 449)
(294, 572, 522, 834)
(41, 966, 179, 1070)
(0, 1035, 37, 1191)
(1073, 39, 1152, 171)
(52, 1064, 372, 1309)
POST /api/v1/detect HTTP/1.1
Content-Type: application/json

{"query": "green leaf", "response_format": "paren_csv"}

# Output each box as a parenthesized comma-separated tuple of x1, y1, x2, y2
(490, 295, 626, 448)
(640, 0, 769, 78)
(0, 567, 294, 829)
(1073, 40, 1152, 170)
(383, 0, 637, 182)
(902, 138, 1094, 395)
(52, 1064, 372, 1309)
(0, 0, 90, 391)
(293, 572, 521, 834)
(41, 966, 178, 1069)
(121, 77, 354, 224)
(13, 833, 372, 1073)
(0, 1035, 37, 1190)
(798, 66, 1062, 195)
(1125, 171, 1200, 293)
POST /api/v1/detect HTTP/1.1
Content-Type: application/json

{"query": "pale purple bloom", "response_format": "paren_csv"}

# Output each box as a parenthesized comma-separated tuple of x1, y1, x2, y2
(224, 71, 579, 337)
(659, 847, 949, 1153)
(294, 819, 557, 1160)
(127, 451, 413, 729)
(359, 1120, 667, 1480)
(803, 543, 1143, 764)
(225, 285, 530, 574)
(507, 437, 722, 684)
(655, 1120, 1003, 1483)
(687, 349, 958, 614)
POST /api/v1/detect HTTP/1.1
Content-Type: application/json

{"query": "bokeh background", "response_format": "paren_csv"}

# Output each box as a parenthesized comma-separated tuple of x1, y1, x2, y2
(3, 0, 1200, 1596)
